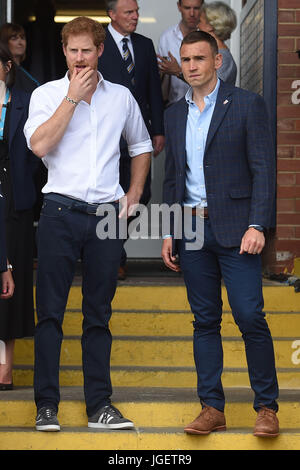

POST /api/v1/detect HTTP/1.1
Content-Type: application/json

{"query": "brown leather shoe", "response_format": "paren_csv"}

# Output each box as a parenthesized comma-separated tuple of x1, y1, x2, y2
(184, 405, 226, 435)
(253, 407, 279, 437)
(118, 266, 127, 280)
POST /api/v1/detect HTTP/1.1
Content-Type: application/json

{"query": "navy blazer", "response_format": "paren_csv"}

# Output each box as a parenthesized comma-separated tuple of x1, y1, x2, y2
(98, 29, 164, 138)
(0, 196, 7, 272)
(8, 86, 39, 211)
(163, 80, 276, 249)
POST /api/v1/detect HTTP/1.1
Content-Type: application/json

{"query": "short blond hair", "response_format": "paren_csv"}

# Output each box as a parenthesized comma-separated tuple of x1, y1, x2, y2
(61, 16, 106, 48)
(201, 1, 237, 41)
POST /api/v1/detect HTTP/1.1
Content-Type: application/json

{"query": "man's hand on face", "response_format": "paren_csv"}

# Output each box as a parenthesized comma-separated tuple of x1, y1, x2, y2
(68, 66, 96, 103)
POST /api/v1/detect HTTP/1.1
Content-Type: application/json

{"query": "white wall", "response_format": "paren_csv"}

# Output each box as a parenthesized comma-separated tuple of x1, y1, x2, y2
(136, 0, 181, 48)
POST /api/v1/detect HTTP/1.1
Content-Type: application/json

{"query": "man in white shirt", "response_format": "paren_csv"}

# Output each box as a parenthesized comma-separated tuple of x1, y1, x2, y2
(24, 16, 152, 432)
(157, 0, 203, 105)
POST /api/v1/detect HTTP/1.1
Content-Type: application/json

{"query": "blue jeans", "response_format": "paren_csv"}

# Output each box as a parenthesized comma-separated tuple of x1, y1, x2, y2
(34, 196, 123, 417)
(178, 218, 279, 412)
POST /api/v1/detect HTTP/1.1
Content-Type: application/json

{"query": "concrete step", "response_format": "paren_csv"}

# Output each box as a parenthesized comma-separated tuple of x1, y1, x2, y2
(0, 387, 299, 450)
(54, 285, 299, 312)
(14, 336, 300, 369)
(0, 387, 299, 429)
(1, 427, 300, 451)
(60, 310, 300, 337)
(11, 365, 300, 389)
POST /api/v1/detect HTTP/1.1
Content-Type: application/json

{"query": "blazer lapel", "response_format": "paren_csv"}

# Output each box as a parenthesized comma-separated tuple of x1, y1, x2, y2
(106, 30, 132, 88)
(205, 81, 233, 153)
(175, 98, 189, 171)
(9, 88, 24, 148)
(131, 33, 142, 85)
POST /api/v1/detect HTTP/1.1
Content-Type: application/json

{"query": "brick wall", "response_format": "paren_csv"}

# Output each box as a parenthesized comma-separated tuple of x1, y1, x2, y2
(273, 0, 300, 273)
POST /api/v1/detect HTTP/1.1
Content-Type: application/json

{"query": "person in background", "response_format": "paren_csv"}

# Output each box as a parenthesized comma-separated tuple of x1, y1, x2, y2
(197, 1, 237, 85)
(157, 0, 203, 106)
(0, 194, 14, 318)
(0, 42, 38, 390)
(0, 23, 40, 93)
(0, 23, 45, 247)
(158, 0, 237, 101)
(0, 192, 15, 388)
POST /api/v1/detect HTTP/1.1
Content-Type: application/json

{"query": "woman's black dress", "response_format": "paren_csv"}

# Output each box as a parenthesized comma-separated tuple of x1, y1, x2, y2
(0, 103, 35, 340)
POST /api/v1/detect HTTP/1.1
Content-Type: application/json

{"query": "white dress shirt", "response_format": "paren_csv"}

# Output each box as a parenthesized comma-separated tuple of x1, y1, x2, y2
(24, 73, 153, 203)
(157, 23, 189, 105)
(108, 23, 135, 61)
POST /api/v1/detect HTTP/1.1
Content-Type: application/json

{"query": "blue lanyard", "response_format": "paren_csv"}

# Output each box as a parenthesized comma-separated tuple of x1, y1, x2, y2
(0, 89, 10, 140)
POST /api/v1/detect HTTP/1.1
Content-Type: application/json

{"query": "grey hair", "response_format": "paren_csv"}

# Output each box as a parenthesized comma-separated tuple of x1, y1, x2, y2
(106, 0, 138, 14)
(106, 0, 118, 13)
(201, 1, 237, 41)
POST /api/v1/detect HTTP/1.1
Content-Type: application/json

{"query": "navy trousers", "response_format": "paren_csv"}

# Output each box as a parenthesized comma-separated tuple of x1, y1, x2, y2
(34, 196, 123, 417)
(178, 218, 279, 412)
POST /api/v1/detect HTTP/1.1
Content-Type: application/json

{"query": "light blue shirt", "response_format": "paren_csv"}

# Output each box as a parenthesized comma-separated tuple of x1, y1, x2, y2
(184, 79, 220, 207)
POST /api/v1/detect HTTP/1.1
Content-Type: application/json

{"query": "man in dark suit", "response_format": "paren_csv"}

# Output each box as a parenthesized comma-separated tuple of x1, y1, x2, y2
(98, 0, 165, 278)
(162, 31, 279, 437)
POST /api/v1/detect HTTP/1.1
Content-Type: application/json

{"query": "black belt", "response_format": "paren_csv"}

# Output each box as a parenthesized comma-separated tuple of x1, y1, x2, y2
(44, 193, 119, 216)
(191, 207, 209, 218)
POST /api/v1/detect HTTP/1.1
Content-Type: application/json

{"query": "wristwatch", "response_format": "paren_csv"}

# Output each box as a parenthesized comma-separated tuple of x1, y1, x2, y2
(249, 225, 264, 232)
(7, 263, 13, 271)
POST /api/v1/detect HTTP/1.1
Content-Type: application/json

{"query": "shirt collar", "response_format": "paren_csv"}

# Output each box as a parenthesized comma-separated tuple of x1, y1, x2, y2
(185, 79, 220, 106)
(174, 22, 184, 40)
(108, 23, 132, 44)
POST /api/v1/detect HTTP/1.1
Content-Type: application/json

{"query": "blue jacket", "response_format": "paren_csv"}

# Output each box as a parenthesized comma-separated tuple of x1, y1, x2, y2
(163, 80, 276, 249)
(8, 86, 39, 211)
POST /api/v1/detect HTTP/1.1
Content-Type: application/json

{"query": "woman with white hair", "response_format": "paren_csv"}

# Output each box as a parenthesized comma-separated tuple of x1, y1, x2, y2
(198, 1, 237, 85)
(158, 1, 237, 92)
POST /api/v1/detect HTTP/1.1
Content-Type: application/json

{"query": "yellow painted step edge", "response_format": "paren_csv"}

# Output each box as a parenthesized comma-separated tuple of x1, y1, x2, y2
(0, 429, 300, 450)
(12, 368, 300, 389)
(60, 311, 300, 337)
(0, 401, 299, 429)
(33, 286, 300, 312)
(14, 338, 300, 369)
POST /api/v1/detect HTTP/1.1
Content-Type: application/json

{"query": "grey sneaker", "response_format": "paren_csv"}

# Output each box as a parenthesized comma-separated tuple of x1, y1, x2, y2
(36, 407, 60, 431)
(88, 405, 134, 429)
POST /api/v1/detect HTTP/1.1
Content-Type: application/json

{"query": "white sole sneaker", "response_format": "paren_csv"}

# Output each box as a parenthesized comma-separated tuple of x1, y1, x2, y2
(88, 421, 134, 429)
(36, 424, 61, 432)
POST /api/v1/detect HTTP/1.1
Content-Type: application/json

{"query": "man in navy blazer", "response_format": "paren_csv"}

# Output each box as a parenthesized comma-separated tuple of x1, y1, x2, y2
(162, 31, 279, 437)
(98, 0, 165, 277)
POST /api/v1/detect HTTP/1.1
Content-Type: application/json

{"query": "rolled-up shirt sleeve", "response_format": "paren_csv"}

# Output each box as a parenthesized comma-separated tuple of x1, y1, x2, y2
(24, 87, 56, 150)
(122, 90, 153, 157)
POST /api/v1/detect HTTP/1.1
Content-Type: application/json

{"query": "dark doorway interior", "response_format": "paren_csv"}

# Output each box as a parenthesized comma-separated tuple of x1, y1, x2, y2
(13, 0, 108, 84)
